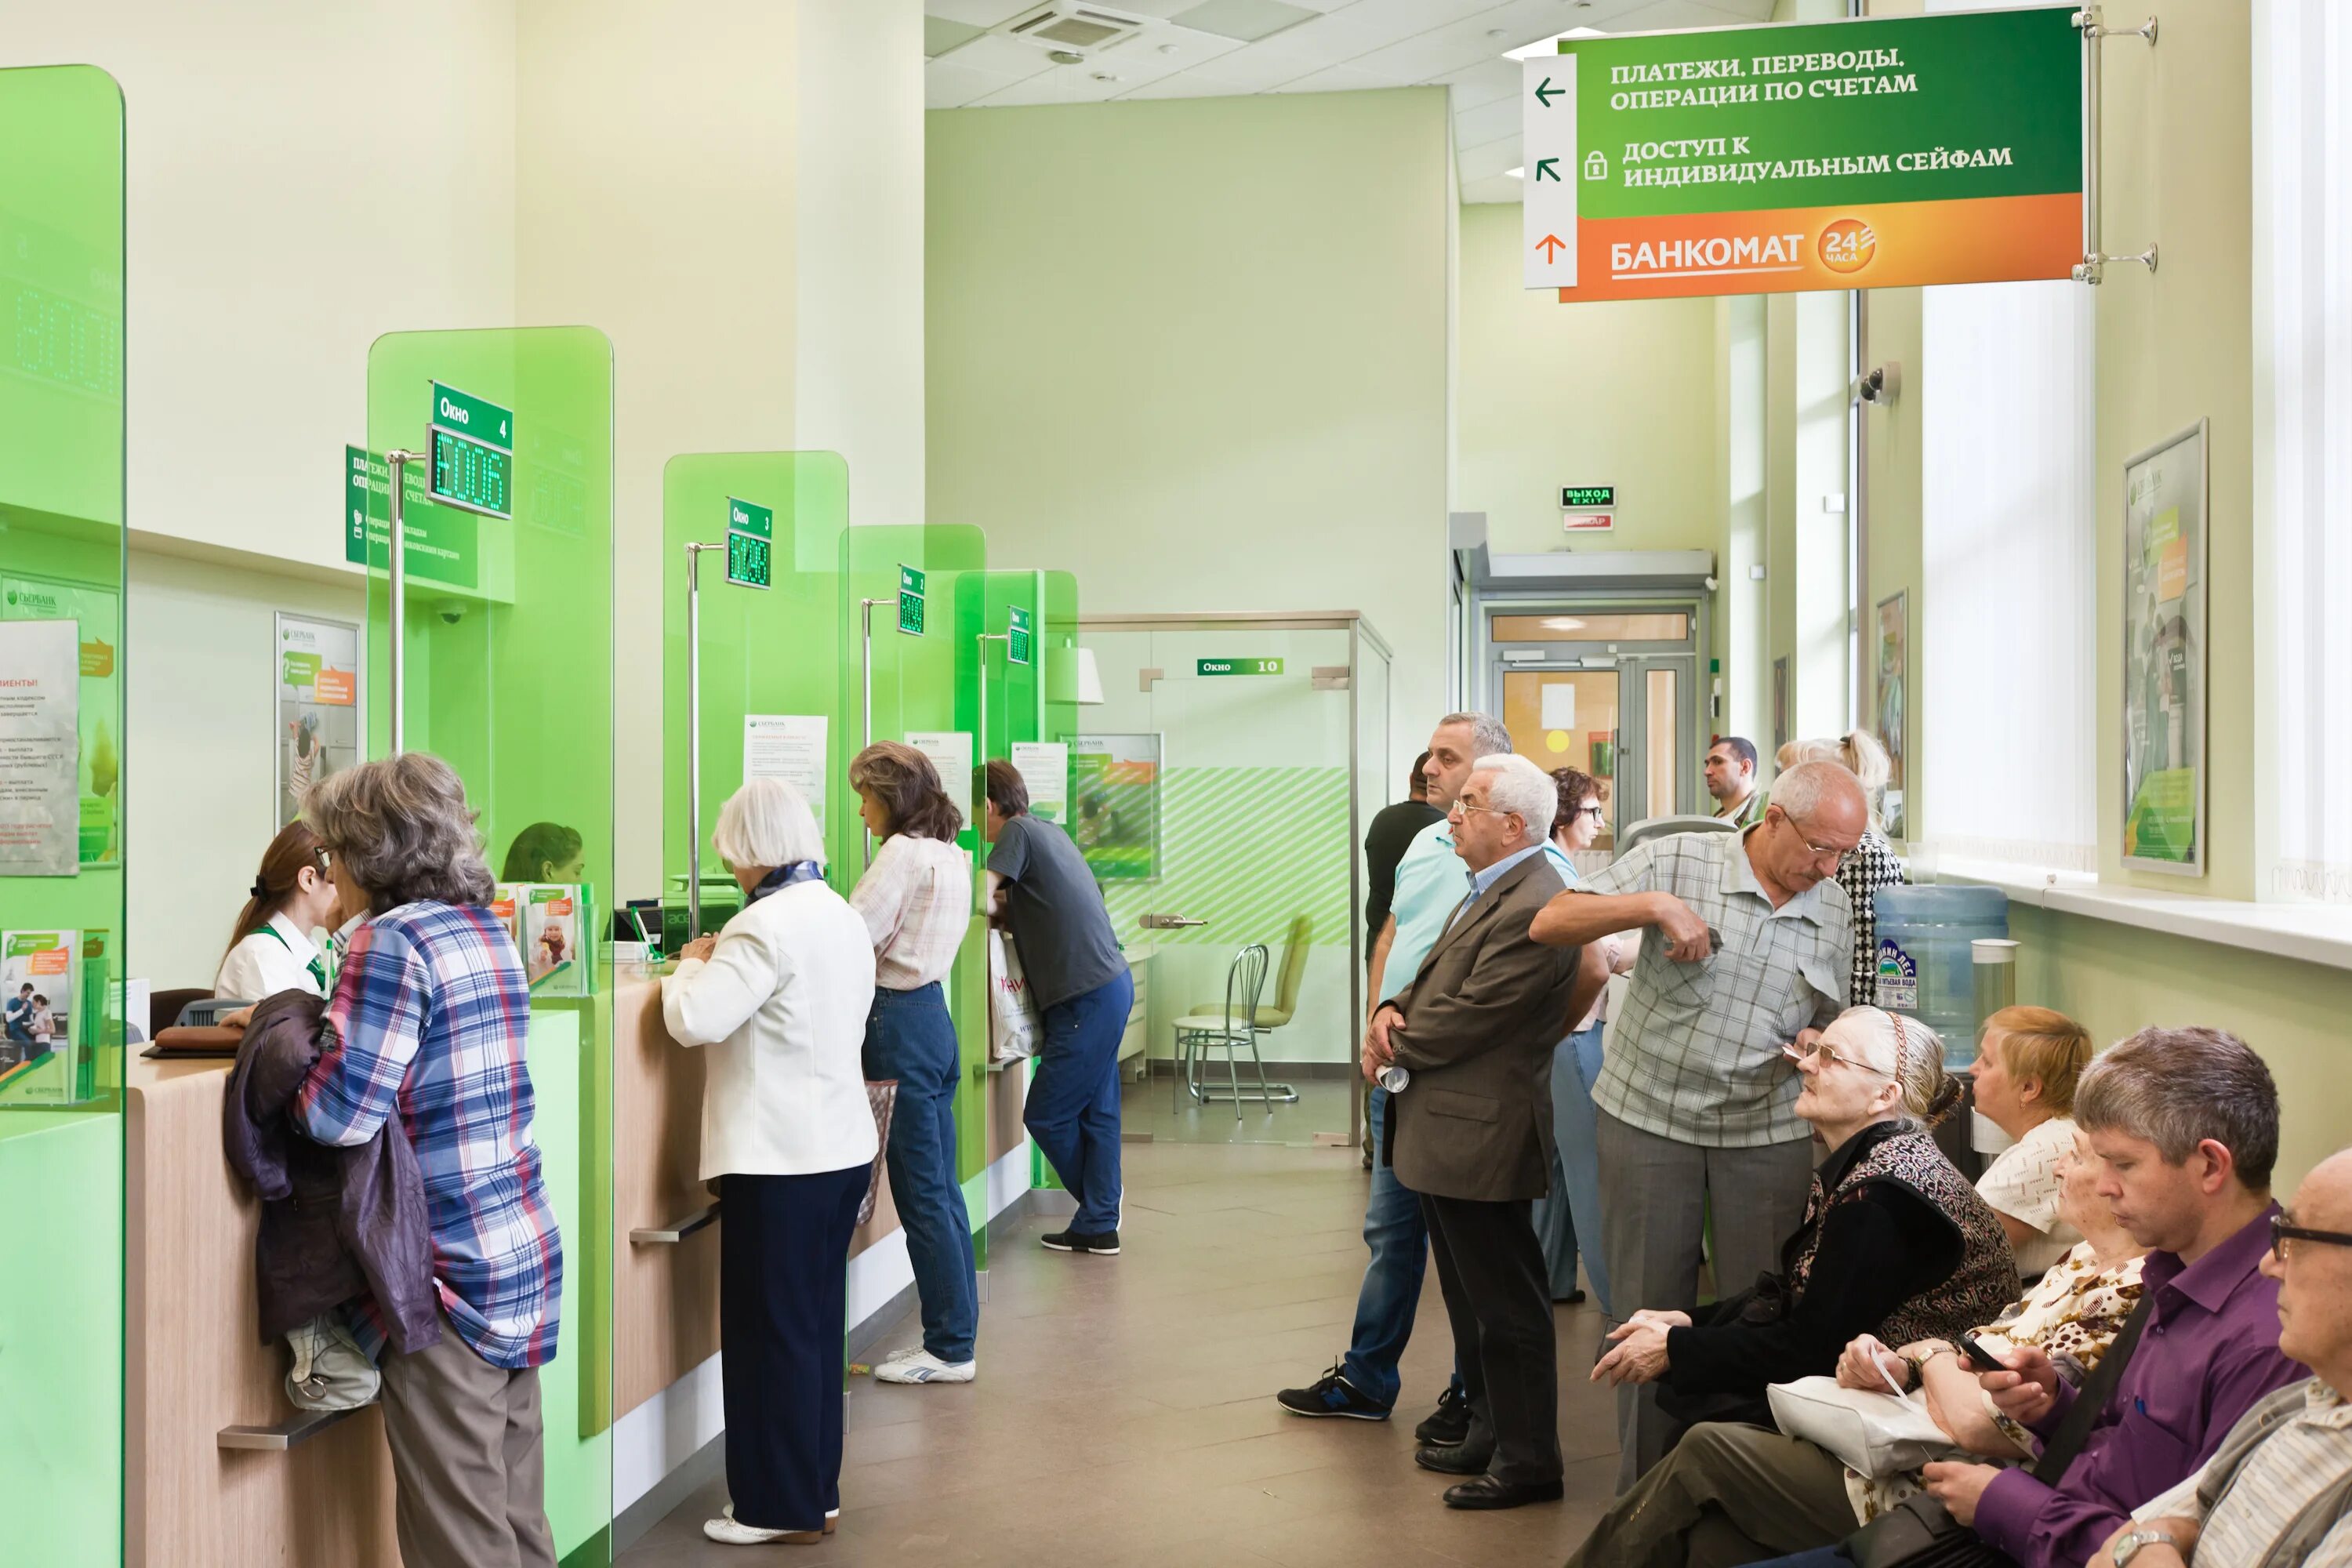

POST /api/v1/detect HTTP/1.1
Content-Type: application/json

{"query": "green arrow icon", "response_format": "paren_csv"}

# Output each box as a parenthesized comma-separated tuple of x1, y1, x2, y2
(1534, 158, 1560, 182)
(1534, 76, 1563, 107)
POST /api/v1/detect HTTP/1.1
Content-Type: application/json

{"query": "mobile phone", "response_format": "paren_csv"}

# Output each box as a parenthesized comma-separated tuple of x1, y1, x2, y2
(1956, 1332, 2005, 1373)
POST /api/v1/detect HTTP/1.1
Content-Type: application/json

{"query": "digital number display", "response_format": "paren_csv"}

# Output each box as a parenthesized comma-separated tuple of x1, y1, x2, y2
(726, 529, 771, 590)
(897, 591, 924, 635)
(430, 427, 513, 520)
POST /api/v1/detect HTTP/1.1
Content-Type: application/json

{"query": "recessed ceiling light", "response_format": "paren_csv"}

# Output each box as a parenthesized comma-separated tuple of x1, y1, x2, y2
(1158, 42, 1179, 53)
(1048, 49, 1084, 64)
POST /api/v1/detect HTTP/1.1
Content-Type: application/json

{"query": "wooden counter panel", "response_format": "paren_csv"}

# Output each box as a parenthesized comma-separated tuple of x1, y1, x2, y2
(611, 975, 912, 1421)
(126, 1057, 400, 1568)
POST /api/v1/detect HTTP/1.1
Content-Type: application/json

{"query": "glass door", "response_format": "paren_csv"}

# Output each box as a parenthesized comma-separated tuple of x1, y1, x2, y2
(1076, 622, 1361, 1143)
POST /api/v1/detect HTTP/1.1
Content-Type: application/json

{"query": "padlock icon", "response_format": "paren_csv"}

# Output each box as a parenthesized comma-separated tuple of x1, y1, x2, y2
(1584, 150, 1608, 181)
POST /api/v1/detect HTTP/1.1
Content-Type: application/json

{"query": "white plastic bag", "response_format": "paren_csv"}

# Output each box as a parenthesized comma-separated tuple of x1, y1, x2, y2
(1766, 1376, 1959, 1479)
(988, 927, 1042, 1062)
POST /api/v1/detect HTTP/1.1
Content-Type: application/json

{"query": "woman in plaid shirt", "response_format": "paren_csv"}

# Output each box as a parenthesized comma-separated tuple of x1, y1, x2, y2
(292, 753, 562, 1568)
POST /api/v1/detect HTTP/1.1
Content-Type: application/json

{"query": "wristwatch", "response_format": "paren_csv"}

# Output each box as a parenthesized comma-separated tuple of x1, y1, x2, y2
(2112, 1529, 2176, 1566)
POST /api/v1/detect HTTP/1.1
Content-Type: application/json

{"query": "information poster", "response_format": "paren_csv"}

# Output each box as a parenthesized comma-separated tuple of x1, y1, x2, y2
(744, 714, 828, 837)
(1009, 741, 1069, 824)
(906, 731, 974, 804)
(0, 618, 85, 876)
(1529, 6, 2083, 302)
(274, 613, 361, 826)
(2122, 421, 2207, 874)
(1875, 591, 1907, 840)
(0, 929, 80, 1101)
(1071, 734, 1160, 881)
(1, 576, 119, 867)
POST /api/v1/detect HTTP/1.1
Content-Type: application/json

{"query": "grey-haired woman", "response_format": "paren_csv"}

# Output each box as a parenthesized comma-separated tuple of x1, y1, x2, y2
(289, 751, 562, 1568)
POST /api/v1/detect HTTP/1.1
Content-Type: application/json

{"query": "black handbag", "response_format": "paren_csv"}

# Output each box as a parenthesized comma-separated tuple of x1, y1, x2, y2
(1844, 1295, 2156, 1568)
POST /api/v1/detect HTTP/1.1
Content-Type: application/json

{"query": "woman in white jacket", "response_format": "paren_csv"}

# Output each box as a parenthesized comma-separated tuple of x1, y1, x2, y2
(662, 777, 877, 1548)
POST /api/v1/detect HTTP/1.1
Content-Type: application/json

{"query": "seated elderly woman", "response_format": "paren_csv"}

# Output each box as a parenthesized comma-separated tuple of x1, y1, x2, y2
(661, 777, 878, 1548)
(1566, 1005, 2020, 1568)
(1573, 1124, 2149, 1568)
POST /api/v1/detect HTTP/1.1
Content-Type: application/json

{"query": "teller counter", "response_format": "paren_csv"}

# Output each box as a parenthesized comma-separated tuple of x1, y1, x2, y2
(123, 964, 1031, 1567)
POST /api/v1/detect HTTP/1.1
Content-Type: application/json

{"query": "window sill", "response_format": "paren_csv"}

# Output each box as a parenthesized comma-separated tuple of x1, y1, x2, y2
(1938, 855, 2352, 976)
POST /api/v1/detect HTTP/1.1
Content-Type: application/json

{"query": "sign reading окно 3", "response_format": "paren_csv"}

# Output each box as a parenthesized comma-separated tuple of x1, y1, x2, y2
(1526, 6, 2083, 302)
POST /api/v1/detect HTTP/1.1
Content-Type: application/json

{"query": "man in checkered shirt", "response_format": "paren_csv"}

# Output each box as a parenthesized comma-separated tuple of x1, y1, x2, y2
(1532, 760, 1865, 1491)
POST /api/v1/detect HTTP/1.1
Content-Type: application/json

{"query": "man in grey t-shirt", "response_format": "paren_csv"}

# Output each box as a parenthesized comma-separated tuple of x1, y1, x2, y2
(982, 758, 1133, 1256)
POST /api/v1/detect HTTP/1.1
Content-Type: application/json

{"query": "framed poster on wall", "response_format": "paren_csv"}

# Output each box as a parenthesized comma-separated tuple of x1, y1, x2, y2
(274, 613, 361, 826)
(1070, 734, 1160, 880)
(1771, 656, 1790, 753)
(2121, 419, 2207, 875)
(1875, 592, 1908, 840)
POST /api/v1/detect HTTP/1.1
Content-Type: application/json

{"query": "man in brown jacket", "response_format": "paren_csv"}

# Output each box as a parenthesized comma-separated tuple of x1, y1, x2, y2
(1367, 752, 1609, 1510)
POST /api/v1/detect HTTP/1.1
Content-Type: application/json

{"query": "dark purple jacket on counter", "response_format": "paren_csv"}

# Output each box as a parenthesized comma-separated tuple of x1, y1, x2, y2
(220, 988, 440, 1355)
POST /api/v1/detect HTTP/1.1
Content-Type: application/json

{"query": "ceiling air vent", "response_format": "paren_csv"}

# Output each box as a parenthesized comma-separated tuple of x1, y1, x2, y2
(999, 2, 1150, 56)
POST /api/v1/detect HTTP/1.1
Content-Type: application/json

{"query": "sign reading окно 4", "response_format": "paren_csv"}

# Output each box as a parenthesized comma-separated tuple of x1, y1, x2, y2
(1526, 6, 2083, 303)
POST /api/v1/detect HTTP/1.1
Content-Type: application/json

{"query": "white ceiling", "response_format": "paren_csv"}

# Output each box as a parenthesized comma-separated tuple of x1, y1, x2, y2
(925, 0, 1778, 204)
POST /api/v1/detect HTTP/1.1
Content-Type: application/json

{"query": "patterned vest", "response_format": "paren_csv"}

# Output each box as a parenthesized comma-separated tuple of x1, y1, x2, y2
(1789, 1123, 2020, 1352)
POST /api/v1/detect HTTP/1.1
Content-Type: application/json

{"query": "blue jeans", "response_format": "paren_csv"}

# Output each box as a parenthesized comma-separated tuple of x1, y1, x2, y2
(1532, 1023, 1613, 1316)
(862, 982, 978, 1363)
(1338, 1084, 1462, 1411)
(1025, 969, 1133, 1234)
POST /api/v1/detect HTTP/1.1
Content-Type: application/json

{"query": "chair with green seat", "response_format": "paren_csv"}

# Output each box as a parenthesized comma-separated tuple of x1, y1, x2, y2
(1247, 913, 1312, 1050)
(1171, 942, 1278, 1117)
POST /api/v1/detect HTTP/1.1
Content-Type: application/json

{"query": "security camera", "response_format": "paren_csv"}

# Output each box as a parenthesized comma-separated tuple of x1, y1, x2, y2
(1857, 361, 1902, 405)
(436, 601, 466, 626)
(1704, 575, 1719, 593)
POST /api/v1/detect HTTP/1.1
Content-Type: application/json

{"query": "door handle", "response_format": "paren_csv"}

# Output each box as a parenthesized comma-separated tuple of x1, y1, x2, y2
(1140, 913, 1207, 930)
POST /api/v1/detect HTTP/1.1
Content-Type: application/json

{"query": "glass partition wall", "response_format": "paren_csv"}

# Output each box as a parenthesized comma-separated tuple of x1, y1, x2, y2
(365, 327, 616, 1564)
(0, 64, 126, 1566)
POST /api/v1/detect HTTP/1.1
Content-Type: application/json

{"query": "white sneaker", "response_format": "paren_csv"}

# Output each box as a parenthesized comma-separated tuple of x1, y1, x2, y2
(704, 1514, 821, 1545)
(877, 1344, 926, 1364)
(872, 1349, 976, 1385)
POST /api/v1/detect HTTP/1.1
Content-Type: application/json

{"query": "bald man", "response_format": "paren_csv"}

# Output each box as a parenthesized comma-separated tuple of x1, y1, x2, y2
(1534, 760, 1865, 1487)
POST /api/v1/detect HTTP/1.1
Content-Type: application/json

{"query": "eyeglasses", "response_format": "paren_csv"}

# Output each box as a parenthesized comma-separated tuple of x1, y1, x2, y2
(1782, 1037, 1900, 1080)
(2270, 1214, 2352, 1262)
(1448, 800, 1513, 822)
(1574, 804, 1605, 820)
(1775, 810, 1855, 868)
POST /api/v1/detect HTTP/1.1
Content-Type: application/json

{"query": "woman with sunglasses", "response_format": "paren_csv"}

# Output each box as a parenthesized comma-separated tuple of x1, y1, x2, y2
(215, 821, 343, 1003)
(1579, 1007, 2020, 1462)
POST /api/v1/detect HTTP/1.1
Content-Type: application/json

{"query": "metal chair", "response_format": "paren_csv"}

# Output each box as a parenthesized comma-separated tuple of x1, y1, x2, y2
(1171, 943, 1293, 1117)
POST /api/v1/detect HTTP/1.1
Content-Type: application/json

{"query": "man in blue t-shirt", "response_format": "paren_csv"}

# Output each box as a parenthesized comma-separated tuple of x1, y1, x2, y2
(1276, 713, 1588, 1438)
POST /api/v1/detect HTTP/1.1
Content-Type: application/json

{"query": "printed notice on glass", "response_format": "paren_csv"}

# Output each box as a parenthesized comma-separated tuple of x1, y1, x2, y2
(1010, 741, 1069, 825)
(744, 714, 829, 836)
(906, 731, 975, 803)
(0, 620, 82, 876)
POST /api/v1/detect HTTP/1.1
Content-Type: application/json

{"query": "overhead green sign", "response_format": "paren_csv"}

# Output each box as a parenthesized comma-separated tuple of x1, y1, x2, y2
(427, 380, 514, 520)
(897, 564, 925, 636)
(1530, 6, 2084, 302)
(1007, 603, 1032, 666)
(1197, 657, 1283, 677)
(725, 495, 772, 590)
(344, 444, 480, 588)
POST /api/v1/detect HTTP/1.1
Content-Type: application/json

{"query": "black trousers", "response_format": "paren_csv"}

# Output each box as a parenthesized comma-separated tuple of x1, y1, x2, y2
(719, 1165, 869, 1532)
(1421, 1192, 1563, 1486)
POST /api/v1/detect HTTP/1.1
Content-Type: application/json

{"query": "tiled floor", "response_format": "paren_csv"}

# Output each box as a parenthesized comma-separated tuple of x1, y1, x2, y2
(1134, 1071, 1356, 1146)
(619, 1134, 1619, 1566)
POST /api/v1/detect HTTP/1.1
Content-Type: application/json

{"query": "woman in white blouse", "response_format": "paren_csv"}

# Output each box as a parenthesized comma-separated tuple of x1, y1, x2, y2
(848, 742, 978, 1385)
(215, 822, 340, 1002)
(1969, 1005, 2096, 1278)
(662, 777, 877, 1548)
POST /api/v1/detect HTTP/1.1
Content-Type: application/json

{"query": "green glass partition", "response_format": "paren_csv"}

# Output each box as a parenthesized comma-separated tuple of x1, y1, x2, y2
(0, 64, 126, 1566)
(365, 327, 615, 1565)
(661, 453, 849, 925)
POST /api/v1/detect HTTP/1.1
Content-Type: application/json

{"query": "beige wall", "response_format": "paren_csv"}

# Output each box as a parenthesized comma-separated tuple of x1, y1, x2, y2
(1455, 204, 1720, 557)
(927, 89, 1454, 755)
(7, 1, 517, 572)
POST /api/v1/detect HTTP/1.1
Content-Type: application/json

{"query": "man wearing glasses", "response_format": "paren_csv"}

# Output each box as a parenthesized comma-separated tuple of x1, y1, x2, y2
(2092, 1145, 2352, 1568)
(1532, 759, 1866, 1488)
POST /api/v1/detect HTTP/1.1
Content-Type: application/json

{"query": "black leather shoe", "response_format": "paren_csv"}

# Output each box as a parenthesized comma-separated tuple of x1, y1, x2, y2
(1443, 1474, 1566, 1510)
(1413, 1441, 1493, 1476)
